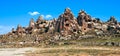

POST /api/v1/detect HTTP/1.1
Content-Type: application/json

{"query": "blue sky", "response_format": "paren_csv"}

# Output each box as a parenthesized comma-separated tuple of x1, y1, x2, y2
(0, 0, 120, 34)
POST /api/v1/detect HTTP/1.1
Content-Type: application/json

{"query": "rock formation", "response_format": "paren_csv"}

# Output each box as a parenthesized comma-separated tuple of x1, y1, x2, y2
(16, 24, 25, 35)
(1, 8, 120, 38)
(55, 8, 80, 36)
(106, 16, 120, 34)
(107, 16, 117, 24)
(36, 16, 46, 29)
(29, 18, 35, 29)
(77, 10, 93, 33)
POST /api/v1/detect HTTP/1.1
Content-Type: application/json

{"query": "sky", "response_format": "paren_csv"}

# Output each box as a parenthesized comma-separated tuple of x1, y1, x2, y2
(0, 0, 120, 34)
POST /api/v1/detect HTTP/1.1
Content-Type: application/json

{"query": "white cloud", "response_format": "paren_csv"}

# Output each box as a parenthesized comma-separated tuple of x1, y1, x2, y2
(0, 25, 14, 35)
(28, 11, 40, 16)
(45, 15, 52, 19)
(41, 14, 45, 18)
(40, 15, 53, 19)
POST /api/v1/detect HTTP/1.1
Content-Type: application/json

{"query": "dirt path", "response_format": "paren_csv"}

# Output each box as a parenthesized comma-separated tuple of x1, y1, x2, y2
(0, 47, 35, 56)
(0, 46, 120, 56)
(36, 46, 120, 51)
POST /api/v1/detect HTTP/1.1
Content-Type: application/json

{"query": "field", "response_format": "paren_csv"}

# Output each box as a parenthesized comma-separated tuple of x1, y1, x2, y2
(1, 35, 120, 56)
(25, 45, 120, 56)
(24, 36, 120, 56)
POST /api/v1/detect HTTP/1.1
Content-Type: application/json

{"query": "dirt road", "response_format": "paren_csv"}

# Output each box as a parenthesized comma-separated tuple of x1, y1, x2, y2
(35, 46, 120, 51)
(0, 46, 120, 56)
(0, 47, 35, 56)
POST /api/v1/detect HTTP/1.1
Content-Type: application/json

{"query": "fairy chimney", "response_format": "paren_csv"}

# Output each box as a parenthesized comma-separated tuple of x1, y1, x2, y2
(36, 15, 44, 24)
(29, 18, 35, 29)
(16, 24, 24, 35)
(77, 10, 93, 32)
(55, 8, 79, 35)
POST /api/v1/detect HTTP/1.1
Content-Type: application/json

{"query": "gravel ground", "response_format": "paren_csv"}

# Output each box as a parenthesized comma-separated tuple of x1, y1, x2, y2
(0, 47, 35, 56)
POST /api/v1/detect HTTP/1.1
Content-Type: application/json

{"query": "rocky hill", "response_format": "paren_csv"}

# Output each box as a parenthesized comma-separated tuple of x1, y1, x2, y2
(0, 8, 120, 46)
(5, 8, 120, 35)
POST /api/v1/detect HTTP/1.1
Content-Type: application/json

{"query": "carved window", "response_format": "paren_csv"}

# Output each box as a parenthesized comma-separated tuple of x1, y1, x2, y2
(73, 29, 77, 32)
(65, 24, 69, 27)
(84, 28, 86, 30)
(88, 19, 92, 22)
(93, 20, 96, 22)
(88, 24, 92, 28)
(65, 19, 68, 22)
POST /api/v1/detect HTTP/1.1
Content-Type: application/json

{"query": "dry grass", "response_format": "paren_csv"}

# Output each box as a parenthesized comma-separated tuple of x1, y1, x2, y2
(25, 45, 120, 56)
